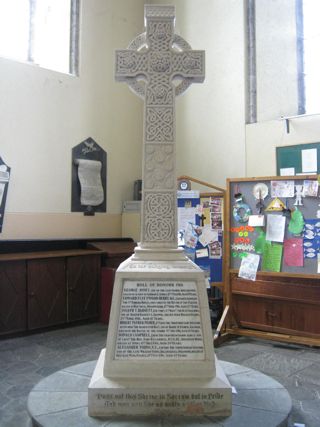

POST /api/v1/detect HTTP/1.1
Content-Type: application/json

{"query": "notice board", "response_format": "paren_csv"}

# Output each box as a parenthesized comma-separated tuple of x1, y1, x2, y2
(276, 142, 320, 175)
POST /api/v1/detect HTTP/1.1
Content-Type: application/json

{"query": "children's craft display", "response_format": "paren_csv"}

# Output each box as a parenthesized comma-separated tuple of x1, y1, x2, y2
(229, 175, 320, 275)
(226, 175, 320, 348)
(177, 191, 224, 287)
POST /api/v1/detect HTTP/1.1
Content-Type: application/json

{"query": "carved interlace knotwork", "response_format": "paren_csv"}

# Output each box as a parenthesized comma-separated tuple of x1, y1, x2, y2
(127, 33, 147, 51)
(116, 51, 148, 76)
(115, 5, 205, 245)
(147, 75, 173, 105)
(147, 21, 172, 51)
(172, 34, 191, 51)
(144, 144, 174, 190)
(149, 52, 171, 73)
(145, 5, 175, 19)
(172, 52, 204, 75)
(143, 192, 176, 242)
(146, 107, 174, 142)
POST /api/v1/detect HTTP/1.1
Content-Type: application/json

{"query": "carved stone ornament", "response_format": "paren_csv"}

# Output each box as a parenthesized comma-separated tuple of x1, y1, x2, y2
(115, 4, 205, 249)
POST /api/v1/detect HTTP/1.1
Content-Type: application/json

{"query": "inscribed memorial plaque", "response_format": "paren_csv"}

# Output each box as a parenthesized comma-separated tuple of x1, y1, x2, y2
(115, 280, 204, 360)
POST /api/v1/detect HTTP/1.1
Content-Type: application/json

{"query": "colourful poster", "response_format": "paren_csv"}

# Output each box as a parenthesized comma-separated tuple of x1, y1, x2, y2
(262, 241, 283, 272)
(283, 238, 303, 267)
(303, 219, 320, 259)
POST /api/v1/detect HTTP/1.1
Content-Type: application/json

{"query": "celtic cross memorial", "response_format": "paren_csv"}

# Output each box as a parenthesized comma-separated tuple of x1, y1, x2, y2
(88, 5, 232, 417)
(115, 4, 204, 250)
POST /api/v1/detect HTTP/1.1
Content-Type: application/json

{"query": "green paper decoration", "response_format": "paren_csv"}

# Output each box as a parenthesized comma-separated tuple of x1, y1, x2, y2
(288, 207, 304, 235)
(255, 228, 266, 254)
(262, 241, 283, 272)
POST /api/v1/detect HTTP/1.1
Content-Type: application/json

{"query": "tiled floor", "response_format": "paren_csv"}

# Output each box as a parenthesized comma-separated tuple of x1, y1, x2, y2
(0, 323, 319, 427)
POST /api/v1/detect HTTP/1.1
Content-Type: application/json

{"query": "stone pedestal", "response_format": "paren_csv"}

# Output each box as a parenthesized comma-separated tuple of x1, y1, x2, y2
(88, 251, 232, 416)
(89, 349, 231, 417)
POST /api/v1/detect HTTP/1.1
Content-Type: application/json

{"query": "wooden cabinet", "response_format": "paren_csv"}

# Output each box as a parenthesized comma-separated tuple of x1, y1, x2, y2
(0, 250, 101, 337)
(67, 255, 100, 322)
(28, 258, 66, 330)
(231, 273, 320, 341)
(0, 260, 27, 335)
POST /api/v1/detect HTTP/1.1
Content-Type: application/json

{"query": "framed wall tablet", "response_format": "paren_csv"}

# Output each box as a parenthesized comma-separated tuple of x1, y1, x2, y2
(225, 175, 320, 347)
(71, 138, 107, 214)
(276, 142, 320, 176)
(0, 157, 11, 233)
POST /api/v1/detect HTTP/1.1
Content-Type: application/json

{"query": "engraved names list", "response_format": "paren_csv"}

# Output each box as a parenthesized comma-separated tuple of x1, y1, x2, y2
(115, 280, 205, 360)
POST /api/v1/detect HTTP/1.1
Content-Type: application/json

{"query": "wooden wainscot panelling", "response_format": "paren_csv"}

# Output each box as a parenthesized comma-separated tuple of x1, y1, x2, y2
(27, 258, 67, 330)
(230, 272, 320, 339)
(0, 260, 27, 335)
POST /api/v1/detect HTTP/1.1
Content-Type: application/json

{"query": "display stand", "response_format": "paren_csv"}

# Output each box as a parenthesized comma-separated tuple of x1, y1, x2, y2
(224, 175, 320, 347)
(177, 175, 226, 330)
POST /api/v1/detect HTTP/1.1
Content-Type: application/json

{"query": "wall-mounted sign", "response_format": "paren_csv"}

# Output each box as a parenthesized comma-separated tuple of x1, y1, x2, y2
(71, 138, 107, 215)
(0, 157, 10, 232)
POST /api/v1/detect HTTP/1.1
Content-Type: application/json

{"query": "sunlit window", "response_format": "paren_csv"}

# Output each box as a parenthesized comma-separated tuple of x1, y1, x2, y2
(0, 0, 79, 75)
(302, 0, 320, 114)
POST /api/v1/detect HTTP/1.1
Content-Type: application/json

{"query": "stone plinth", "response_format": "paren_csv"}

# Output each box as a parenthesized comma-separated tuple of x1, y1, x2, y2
(89, 350, 231, 417)
(88, 252, 231, 416)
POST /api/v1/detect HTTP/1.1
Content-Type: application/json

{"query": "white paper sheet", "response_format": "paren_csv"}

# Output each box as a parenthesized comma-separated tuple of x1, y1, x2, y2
(196, 248, 209, 258)
(248, 215, 265, 227)
(266, 214, 286, 242)
(238, 253, 260, 281)
(178, 207, 196, 232)
(198, 225, 218, 247)
(302, 148, 317, 173)
(270, 180, 295, 198)
(280, 167, 295, 176)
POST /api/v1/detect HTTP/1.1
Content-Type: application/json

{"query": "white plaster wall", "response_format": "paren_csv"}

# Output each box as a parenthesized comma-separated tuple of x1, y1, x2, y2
(150, 0, 247, 187)
(246, 115, 320, 177)
(0, 0, 247, 239)
(0, 0, 144, 238)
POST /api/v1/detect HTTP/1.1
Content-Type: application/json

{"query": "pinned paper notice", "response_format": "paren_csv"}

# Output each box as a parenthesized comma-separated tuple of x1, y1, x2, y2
(238, 253, 260, 281)
(280, 167, 295, 176)
(198, 226, 218, 247)
(248, 215, 265, 227)
(196, 248, 209, 259)
(302, 148, 317, 173)
(266, 214, 286, 243)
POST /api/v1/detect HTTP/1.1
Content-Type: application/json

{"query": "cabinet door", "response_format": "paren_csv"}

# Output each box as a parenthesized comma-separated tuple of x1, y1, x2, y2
(0, 260, 27, 335)
(233, 294, 274, 332)
(67, 255, 100, 322)
(27, 258, 67, 330)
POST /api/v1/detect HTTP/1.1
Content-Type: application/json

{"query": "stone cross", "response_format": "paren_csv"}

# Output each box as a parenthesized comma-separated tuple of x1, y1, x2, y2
(115, 5, 205, 249)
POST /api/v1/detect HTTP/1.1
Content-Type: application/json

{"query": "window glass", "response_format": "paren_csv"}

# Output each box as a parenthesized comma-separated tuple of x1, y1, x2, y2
(0, 0, 78, 75)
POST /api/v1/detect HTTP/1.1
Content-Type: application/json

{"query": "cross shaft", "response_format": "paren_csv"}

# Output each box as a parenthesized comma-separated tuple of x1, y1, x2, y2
(115, 5, 205, 249)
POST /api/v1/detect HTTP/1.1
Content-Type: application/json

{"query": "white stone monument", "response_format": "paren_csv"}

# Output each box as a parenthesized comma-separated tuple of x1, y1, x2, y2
(88, 4, 232, 417)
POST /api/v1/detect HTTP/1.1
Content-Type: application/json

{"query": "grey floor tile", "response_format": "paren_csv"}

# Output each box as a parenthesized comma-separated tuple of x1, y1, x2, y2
(241, 350, 314, 377)
(0, 322, 319, 426)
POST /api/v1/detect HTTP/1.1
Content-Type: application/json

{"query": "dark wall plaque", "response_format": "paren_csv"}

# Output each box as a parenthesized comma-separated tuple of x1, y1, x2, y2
(0, 157, 11, 233)
(71, 138, 107, 214)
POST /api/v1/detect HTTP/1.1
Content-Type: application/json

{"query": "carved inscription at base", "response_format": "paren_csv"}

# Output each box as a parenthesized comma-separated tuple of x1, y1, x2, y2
(115, 280, 205, 360)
